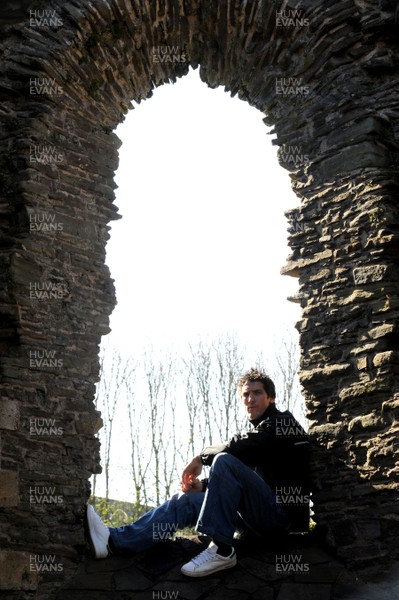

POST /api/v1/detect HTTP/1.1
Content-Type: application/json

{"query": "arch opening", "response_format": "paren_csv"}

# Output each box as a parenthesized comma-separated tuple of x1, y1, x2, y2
(92, 67, 303, 506)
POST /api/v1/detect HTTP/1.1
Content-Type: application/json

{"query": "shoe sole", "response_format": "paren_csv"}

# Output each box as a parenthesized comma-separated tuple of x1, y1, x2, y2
(181, 558, 237, 577)
(84, 505, 97, 558)
(84, 504, 108, 559)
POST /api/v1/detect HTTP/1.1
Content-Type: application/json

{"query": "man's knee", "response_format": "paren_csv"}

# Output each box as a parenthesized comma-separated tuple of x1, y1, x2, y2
(211, 452, 240, 471)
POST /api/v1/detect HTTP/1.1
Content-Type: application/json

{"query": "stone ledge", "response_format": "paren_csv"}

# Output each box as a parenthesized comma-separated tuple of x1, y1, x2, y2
(56, 534, 361, 600)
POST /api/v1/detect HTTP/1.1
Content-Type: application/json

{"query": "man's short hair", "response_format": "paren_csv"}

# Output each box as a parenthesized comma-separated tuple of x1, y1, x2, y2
(237, 368, 276, 399)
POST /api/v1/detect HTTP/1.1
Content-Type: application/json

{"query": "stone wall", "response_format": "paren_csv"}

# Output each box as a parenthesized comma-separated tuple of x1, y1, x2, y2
(0, 0, 398, 598)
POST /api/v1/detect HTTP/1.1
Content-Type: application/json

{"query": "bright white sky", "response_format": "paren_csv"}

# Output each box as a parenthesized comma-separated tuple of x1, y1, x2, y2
(105, 67, 300, 356)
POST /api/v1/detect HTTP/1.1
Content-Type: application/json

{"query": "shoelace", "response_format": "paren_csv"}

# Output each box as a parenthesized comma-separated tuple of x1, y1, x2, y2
(191, 548, 217, 566)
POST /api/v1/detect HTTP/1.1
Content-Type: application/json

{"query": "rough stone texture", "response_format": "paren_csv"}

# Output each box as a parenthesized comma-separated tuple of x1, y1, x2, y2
(0, 550, 38, 591)
(0, 470, 19, 507)
(55, 534, 367, 600)
(0, 399, 19, 430)
(0, 0, 399, 598)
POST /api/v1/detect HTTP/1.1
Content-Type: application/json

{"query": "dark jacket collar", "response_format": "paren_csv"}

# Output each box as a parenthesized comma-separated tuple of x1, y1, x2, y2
(249, 402, 279, 427)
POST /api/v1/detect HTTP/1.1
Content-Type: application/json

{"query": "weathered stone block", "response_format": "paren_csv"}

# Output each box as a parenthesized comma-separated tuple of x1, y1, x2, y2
(373, 351, 399, 367)
(348, 413, 386, 433)
(309, 268, 332, 282)
(357, 357, 368, 370)
(75, 412, 103, 435)
(341, 289, 374, 305)
(0, 470, 19, 507)
(301, 363, 351, 383)
(9, 253, 43, 286)
(353, 264, 389, 285)
(326, 116, 388, 150)
(382, 397, 399, 418)
(0, 399, 19, 430)
(368, 324, 396, 339)
(0, 550, 37, 590)
(281, 249, 333, 277)
(309, 422, 347, 442)
(317, 141, 388, 179)
(339, 379, 392, 400)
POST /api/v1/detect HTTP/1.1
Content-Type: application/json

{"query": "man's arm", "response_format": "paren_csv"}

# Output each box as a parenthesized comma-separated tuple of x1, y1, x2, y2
(200, 419, 276, 467)
(201, 413, 307, 468)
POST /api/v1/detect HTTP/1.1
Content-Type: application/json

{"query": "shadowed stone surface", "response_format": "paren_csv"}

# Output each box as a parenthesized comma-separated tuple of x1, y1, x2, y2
(55, 535, 398, 600)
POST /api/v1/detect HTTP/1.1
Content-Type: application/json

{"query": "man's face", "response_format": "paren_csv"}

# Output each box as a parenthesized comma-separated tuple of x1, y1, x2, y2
(240, 380, 274, 420)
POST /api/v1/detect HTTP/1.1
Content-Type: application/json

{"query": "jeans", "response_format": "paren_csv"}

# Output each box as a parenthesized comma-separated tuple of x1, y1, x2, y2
(109, 453, 289, 553)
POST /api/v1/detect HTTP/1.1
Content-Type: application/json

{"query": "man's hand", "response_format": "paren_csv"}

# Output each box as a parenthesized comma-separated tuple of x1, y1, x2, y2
(181, 455, 203, 493)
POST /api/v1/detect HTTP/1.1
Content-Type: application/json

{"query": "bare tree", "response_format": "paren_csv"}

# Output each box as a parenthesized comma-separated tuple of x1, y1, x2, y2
(184, 340, 214, 450)
(94, 346, 135, 515)
(213, 334, 246, 440)
(126, 368, 154, 516)
(143, 349, 176, 506)
(271, 329, 304, 420)
(162, 391, 178, 500)
(181, 335, 247, 463)
(182, 348, 207, 461)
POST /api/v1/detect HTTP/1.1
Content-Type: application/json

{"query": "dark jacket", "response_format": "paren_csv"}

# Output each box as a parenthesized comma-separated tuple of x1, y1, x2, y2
(200, 403, 310, 531)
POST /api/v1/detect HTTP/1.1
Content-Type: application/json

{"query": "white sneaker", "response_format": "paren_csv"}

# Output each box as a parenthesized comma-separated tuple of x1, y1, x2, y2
(86, 504, 111, 559)
(181, 543, 237, 577)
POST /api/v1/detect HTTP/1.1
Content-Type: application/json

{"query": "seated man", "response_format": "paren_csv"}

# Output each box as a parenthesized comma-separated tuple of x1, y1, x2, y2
(86, 368, 309, 577)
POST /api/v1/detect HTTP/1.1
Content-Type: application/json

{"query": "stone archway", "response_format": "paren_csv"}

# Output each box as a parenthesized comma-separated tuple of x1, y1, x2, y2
(0, 0, 399, 597)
